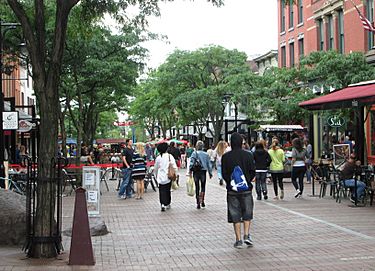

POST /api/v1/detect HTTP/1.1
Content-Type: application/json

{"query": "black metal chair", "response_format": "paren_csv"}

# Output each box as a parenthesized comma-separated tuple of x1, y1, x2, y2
(319, 164, 339, 198)
(62, 168, 77, 195)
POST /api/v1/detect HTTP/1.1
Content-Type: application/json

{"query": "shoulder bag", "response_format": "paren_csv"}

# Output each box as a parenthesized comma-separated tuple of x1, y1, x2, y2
(168, 154, 177, 182)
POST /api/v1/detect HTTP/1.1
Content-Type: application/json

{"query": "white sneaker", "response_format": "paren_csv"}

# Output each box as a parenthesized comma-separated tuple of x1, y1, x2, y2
(295, 189, 301, 198)
(161, 204, 166, 212)
(273, 196, 279, 200)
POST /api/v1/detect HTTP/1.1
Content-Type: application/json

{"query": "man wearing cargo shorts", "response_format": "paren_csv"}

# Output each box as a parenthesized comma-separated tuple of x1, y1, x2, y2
(222, 132, 256, 249)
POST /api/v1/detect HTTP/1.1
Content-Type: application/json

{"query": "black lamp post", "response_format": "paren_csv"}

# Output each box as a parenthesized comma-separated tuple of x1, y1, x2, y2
(0, 20, 20, 181)
(222, 93, 238, 132)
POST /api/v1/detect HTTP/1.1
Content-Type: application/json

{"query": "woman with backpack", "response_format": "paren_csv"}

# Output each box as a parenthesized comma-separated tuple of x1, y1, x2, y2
(253, 141, 271, 200)
(291, 137, 309, 198)
(189, 141, 212, 209)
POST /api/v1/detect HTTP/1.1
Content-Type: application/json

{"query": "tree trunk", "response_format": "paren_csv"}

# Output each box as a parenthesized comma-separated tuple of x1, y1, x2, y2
(30, 84, 59, 258)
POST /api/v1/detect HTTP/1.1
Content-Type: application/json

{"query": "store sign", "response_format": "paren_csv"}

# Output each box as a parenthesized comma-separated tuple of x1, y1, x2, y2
(3, 111, 19, 130)
(113, 121, 135, 126)
(327, 115, 345, 128)
(17, 119, 36, 132)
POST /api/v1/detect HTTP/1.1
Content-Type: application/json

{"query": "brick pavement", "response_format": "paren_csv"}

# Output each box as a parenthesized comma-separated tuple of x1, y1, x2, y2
(1, 169, 375, 270)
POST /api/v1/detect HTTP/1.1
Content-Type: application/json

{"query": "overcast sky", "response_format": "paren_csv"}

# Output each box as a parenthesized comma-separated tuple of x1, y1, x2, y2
(144, 0, 278, 69)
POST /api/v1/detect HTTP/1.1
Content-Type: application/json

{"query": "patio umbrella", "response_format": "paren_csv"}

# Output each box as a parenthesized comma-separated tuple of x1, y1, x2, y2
(156, 138, 169, 144)
(168, 139, 184, 145)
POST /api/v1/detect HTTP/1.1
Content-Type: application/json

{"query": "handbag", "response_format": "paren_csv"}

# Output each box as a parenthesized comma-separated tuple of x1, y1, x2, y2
(186, 176, 195, 197)
(168, 155, 177, 182)
(171, 179, 179, 190)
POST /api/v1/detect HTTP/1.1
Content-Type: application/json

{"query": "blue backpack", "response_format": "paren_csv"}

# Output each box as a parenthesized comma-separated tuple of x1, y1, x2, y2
(230, 166, 249, 192)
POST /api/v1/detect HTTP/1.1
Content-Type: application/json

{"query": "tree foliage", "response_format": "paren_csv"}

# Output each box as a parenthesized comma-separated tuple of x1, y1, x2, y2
(4, 0, 223, 258)
(131, 45, 255, 144)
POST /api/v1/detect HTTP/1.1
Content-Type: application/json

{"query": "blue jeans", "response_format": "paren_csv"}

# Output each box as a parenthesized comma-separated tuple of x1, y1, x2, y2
(118, 168, 132, 197)
(305, 164, 312, 183)
(255, 172, 267, 197)
(217, 164, 222, 180)
(343, 179, 366, 199)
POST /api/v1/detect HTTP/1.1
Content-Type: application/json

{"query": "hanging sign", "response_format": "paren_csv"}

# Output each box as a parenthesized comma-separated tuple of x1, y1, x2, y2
(3, 111, 19, 130)
(113, 121, 135, 126)
(17, 119, 36, 132)
(327, 115, 345, 128)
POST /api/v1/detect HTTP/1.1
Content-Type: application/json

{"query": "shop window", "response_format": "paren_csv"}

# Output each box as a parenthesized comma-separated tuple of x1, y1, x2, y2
(371, 110, 375, 156)
(367, 0, 374, 50)
(289, 42, 295, 67)
(289, 0, 294, 29)
(281, 0, 286, 32)
(328, 15, 334, 50)
(298, 0, 303, 24)
(281, 46, 286, 67)
(338, 10, 345, 53)
(318, 19, 325, 51)
(299, 38, 304, 58)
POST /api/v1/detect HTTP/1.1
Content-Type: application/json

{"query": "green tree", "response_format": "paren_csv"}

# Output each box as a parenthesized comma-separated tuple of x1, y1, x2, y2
(299, 50, 375, 89)
(159, 46, 254, 144)
(4, 0, 223, 258)
(245, 51, 375, 126)
(253, 67, 314, 124)
(61, 17, 145, 160)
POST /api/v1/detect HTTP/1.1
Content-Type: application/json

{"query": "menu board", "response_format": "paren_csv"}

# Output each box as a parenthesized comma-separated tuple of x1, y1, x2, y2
(82, 166, 100, 216)
(333, 144, 350, 169)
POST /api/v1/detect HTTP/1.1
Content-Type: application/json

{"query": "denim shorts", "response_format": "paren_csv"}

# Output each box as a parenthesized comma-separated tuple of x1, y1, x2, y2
(227, 191, 254, 223)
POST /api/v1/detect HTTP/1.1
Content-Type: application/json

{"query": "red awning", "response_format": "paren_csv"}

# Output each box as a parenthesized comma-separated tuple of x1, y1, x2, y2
(299, 82, 375, 110)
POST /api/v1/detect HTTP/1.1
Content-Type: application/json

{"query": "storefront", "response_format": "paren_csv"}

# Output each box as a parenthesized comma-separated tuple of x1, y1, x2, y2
(366, 106, 375, 164)
(299, 80, 375, 164)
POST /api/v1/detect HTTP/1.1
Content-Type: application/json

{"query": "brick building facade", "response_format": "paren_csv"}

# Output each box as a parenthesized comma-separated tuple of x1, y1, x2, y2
(277, 0, 375, 68)
(278, 0, 375, 162)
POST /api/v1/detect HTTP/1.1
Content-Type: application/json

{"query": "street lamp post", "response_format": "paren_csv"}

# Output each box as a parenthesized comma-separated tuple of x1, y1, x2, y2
(0, 20, 20, 181)
(234, 102, 238, 133)
(222, 93, 238, 133)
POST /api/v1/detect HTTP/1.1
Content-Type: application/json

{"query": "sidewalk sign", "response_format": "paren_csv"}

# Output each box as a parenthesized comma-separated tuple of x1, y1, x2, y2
(82, 166, 100, 217)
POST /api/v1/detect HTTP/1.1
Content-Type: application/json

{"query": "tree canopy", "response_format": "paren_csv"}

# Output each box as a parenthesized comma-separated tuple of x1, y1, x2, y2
(3, 0, 224, 258)
(131, 45, 255, 144)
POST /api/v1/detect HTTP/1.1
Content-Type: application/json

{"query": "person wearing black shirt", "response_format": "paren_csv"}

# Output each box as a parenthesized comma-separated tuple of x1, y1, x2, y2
(118, 139, 134, 199)
(253, 142, 271, 200)
(168, 141, 181, 185)
(222, 132, 256, 249)
(168, 142, 181, 167)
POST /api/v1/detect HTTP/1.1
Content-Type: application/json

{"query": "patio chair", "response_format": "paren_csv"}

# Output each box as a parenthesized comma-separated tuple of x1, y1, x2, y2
(62, 169, 77, 196)
(319, 165, 338, 198)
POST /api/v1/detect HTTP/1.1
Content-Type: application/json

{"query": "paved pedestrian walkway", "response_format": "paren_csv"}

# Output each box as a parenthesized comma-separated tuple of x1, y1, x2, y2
(1, 169, 375, 270)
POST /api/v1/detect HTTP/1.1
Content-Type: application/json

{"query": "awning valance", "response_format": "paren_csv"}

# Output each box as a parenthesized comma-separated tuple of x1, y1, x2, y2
(299, 81, 375, 110)
(258, 125, 305, 132)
